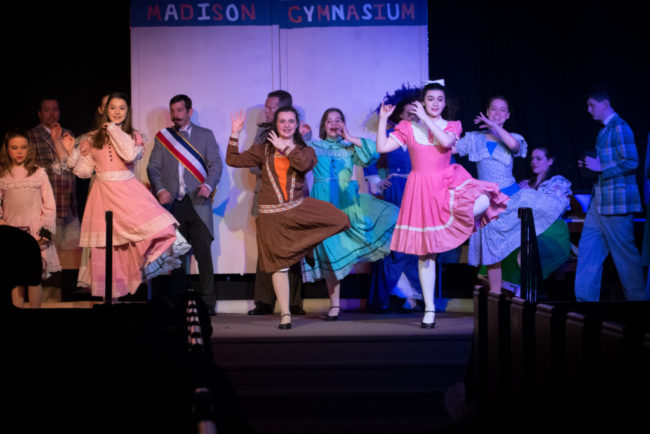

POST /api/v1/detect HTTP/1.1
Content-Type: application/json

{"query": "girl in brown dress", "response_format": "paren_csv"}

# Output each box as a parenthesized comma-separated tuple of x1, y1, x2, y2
(227, 106, 350, 329)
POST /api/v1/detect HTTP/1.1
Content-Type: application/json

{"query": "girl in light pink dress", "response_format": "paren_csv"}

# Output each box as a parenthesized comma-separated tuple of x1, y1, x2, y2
(377, 82, 508, 327)
(0, 129, 61, 307)
(64, 92, 189, 299)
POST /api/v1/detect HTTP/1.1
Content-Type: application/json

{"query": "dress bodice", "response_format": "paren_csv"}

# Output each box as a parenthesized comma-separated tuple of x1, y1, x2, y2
(389, 119, 462, 175)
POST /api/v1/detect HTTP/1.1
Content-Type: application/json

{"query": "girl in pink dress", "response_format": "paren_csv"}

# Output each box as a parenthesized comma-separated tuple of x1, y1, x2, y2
(376, 82, 508, 327)
(0, 129, 61, 307)
(64, 92, 189, 299)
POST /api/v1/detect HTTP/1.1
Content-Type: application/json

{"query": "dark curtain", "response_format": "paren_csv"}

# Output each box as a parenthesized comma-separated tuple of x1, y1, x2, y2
(430, 1, 650, 194)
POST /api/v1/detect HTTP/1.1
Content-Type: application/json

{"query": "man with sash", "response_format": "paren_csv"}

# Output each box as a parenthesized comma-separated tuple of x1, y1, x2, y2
(147, 94, 223, 314)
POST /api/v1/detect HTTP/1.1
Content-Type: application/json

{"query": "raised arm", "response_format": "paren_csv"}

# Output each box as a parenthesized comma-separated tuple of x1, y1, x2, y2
(226, 111, 264, 168)
(410, 101, 456, 148)
(474, 112, 520, 153)
(376, 103, 401, 153)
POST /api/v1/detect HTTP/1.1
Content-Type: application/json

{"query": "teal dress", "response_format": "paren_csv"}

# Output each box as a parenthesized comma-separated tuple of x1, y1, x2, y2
(302, 137, 399, 282)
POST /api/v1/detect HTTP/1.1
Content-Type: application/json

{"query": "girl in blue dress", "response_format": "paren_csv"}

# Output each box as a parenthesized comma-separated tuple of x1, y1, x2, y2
(302, 108, 399, 320)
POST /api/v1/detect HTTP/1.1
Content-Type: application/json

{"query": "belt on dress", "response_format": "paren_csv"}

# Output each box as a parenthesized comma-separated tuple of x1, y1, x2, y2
(258, 198, 304, 214)
(96, 171, 135, 182)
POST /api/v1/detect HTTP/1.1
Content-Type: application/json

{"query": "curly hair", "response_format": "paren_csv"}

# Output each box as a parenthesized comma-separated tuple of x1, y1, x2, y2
(376, 83, 421, 124)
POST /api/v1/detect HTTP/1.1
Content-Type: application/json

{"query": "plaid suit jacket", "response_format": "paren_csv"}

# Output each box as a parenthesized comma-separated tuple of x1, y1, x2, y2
(592, 113, 641, 215)
(28, 124, 77, 218)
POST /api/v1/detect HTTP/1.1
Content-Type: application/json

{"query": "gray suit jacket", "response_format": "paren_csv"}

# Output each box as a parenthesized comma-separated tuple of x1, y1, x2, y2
(147, 123, 223, 238)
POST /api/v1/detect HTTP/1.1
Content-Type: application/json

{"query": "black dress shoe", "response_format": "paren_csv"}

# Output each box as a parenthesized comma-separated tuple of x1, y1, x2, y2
(325, 306, 340, 321)
(278, 313, 292, 330)
(421, 310, 435, 328)
(290, 306, 306, 315)
(248, 303, 273, 315)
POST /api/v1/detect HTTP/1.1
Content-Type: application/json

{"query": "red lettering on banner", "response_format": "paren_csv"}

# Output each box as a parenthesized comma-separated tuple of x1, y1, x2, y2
(401, 3, 415, 19)
(317, 5, 330, 21)
(288, 5, 302, 23)
(241, 4, 255, 20)
(373, 4, 386, 20)
(147, 4, 162, 21)
(212, 4, 223, 20)
(180, 4, 193, 20)
(347, 5, 360, 21)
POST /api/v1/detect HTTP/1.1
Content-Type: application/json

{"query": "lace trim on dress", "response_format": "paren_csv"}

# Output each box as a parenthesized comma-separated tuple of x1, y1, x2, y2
(96, 170, 135, 182)
(0, 178, 42, 190)
(80, 212, 176, 247)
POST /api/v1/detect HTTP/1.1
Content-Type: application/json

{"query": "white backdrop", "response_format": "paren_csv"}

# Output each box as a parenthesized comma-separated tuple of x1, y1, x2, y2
(130, 0, 428, 274)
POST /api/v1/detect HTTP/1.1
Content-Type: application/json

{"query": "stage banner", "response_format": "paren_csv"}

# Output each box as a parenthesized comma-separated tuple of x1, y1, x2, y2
(131, 1, 425, 28)
(130, 0, 428, 274)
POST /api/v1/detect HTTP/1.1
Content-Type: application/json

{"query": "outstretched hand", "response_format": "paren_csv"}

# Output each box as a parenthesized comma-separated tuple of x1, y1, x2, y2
(379, 102, 396, 120)
(267, 130, 284, 150)
(474, 112, 497, 130)
(230, 110, 246, 134)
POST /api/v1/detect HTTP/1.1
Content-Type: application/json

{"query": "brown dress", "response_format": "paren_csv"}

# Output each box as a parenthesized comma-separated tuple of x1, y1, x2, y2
(226, 140, 350, 272)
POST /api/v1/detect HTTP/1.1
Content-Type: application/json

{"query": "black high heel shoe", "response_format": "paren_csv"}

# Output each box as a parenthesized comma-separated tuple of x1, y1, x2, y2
(421, 310, 436, 329)
(278, 313, 292, 330)
(325, 306, 340, 321)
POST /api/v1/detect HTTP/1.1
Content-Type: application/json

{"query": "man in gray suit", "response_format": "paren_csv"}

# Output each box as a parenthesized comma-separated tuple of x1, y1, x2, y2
(147, 94, 223, 314)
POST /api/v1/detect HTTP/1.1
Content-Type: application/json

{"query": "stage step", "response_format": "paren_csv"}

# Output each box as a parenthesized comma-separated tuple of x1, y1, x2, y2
(210, 313, 473, 433)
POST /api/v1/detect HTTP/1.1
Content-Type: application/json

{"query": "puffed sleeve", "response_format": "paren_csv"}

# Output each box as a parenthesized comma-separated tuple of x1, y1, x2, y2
(388, 120, 412, 147)
(38, 168, 56, 233)
(444, 121, 463, 141)
(455, 132, 476, 157)
(542, 175, 572, 198)
(106, 123, 139, 163)
(511, 133, 528, 158)
(72, 150, 96, 179)
(351, 138, 379, 168)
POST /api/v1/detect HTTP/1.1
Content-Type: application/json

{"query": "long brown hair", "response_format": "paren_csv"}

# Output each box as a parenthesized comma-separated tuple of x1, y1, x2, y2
(91, 92, 135, 149)
(0, 129, 38, 177)
(318, 108, 346, 140)
(267, 106, 307, 153)
(526, 146, 557, 189)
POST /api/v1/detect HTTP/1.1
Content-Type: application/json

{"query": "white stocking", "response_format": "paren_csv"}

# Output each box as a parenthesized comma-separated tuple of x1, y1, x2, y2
(418, 256, 436, 323)
(473, 193, 490, 217)
(272, 270, 290, 323)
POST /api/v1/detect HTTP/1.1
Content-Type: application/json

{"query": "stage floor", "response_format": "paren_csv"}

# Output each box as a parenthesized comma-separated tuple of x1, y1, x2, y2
(210, 311, 474, 340)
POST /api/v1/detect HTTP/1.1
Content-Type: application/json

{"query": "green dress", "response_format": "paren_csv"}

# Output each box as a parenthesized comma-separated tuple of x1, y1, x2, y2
(302, 137, 399, 282)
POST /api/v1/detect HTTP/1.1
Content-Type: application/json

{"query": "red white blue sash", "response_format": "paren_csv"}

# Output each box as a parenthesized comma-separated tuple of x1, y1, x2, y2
(155, 128, 207, 184)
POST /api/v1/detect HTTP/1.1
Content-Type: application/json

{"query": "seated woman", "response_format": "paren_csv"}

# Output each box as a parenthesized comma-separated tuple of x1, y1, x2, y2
(479, 146, 572, 293)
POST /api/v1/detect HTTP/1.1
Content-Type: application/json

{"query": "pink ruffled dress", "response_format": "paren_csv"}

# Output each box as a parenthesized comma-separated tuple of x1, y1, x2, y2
(0, 166, 62, 279)
(388, 119, 508, 256)
(70, 124, 188, 298)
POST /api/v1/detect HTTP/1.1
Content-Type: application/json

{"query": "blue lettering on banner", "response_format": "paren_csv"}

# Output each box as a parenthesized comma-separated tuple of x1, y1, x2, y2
(131, 0, 426, 27)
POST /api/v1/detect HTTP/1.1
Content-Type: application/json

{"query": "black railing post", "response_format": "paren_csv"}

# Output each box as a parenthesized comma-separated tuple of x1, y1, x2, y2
(518, 207, 544, 302)
(105, 210, 113, 304)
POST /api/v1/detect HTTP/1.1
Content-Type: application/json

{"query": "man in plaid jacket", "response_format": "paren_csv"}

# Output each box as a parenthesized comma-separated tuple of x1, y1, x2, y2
(28, 98, 80, 266)
(575, 87, 646, 301)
